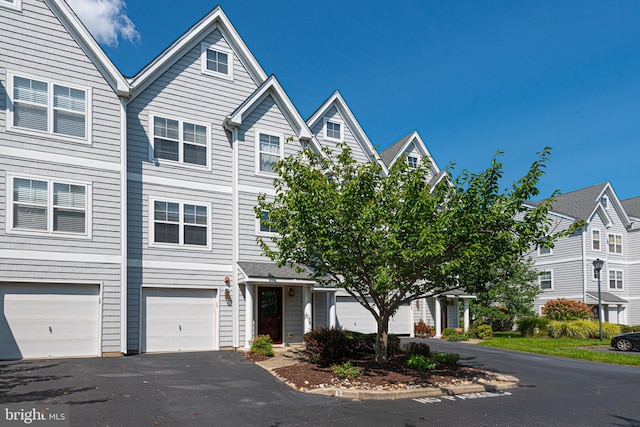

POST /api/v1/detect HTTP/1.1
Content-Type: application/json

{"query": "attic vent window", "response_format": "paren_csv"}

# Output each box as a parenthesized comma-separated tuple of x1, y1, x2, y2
(201, 43, 233, 80)
(600, 196, 608, 209)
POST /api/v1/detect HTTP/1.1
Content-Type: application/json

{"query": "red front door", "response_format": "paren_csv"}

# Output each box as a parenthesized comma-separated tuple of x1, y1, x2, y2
(258, 287, 283, 343)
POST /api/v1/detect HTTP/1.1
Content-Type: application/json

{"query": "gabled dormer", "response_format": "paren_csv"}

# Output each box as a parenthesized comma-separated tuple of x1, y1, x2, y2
(307, 91, 387, 173)
(380, 130, 442, 182)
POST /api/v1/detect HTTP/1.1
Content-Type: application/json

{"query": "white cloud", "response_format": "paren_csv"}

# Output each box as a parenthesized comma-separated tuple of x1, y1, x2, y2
(67, 0, 140, 48)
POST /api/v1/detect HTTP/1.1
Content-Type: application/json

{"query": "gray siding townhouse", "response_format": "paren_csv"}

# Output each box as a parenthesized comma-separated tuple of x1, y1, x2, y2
(0, 0, 129, 359)
(528, 182, 640, 325)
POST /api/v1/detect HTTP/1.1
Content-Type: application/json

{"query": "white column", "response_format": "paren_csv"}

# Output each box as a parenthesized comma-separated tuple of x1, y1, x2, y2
(244, 283, 254, 350)
(329, 292, 337, 329)
(434, 298, 442, 337)
(303, 286, 312, 334)
(463, 299, 470, 332)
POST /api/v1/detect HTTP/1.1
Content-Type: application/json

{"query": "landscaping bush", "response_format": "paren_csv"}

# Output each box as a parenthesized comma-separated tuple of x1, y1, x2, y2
(518, 316, 552, 337)
(548, 320, 622, 339)
(620, 324, 633, 333)
(402, 341, 431, 357)
(542, 298, 591, 321)
(332, 362, 364, 379)
(303, 327, 349, 365)
(414, 319, 435, 338)
(473, 324, 493, 340)
(406, 354, 437, 371)
(431, 352, 460, 364)
(346, 332, 401, 357)
(251, 335, 274, 357)
(443, 328, 468, 342)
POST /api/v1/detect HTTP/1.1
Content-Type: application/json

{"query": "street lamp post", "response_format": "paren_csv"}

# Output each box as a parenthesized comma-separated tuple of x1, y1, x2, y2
(592, 258, 605, 342)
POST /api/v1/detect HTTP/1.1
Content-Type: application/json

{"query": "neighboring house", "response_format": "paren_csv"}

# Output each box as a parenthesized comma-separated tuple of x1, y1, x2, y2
(0, 0, 129, 359)
(528, 182, 640, 325)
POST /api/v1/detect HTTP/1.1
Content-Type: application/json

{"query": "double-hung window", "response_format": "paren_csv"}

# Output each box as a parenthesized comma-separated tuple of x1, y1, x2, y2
(609, 270, 623, 290)
(10, 176, 88, 235)
(592, 229, 600, 251)
(152, 115, 209, 167)
(9, 73, 89, 140)
(608, 234, 622, 254)
(256, 131, 282, 175)
(258, 210, 277, 234)
(152, 200, 209, 248)
(539, 271, 552, 290)
(201, 43, 233, 80)
(324, 118, 344, 142)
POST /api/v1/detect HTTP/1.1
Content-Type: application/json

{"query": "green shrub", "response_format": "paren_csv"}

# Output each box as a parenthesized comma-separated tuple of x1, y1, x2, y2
(346, 332, 401, 357)
(402, 342, 431, 357)
(431, 352, 460, 364)
(619, 324, 633, 333)
(443, 328, 468, 342)
(518, 316, 552, 337)
(303, 327, 349, 365)
(549, 321, 622, 339)
(251, 335, 274, 357)
(332, 362, 364, 379)
(602, 322, 622, 338)
(414, 319, 435, 338)
(542, 298, 591, 321)
(407, 354, 437, 371)
(474, 324, 493, 340)
(634, 326, 640, 332)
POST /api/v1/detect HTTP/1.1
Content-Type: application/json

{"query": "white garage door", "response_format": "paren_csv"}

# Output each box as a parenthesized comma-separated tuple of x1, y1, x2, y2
(143, 288, 217, 353)
(336, 297, 412, 335)
(0, 283, 100, 360)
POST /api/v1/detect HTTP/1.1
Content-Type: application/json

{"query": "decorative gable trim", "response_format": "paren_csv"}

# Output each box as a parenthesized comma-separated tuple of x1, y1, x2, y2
(129, 6, 267, 99)
(387, 130, 441, 174)
(307, 90, 388, 174)
(46, 0, 130, 97)
(588, 183, 631, 228)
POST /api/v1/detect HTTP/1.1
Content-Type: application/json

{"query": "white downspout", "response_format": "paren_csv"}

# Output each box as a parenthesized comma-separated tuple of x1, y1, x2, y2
(582, 226, 587, 303)
(232, 127, 239, 349)
(434, 298, 442, 337)
(119, 97, 128, 355)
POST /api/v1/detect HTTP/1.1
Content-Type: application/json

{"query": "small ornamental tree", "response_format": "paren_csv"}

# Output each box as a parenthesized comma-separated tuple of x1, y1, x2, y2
(542, 298, 592, 321)
(256, 144, 582, 363)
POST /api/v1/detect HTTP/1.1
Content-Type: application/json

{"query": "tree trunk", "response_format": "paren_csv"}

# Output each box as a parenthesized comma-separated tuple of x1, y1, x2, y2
(375, 316, 390, 363)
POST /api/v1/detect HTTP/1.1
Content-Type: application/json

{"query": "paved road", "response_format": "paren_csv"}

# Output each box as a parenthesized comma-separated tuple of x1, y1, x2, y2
(1, 341, 639, 426)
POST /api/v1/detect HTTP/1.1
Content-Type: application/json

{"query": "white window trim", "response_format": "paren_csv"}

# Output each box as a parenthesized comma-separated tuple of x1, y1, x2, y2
(200, 43, 234, 80)
(406, 155, 420, 169)
(539, 270, 553, 290)
(323, 117, 344, 143)
(254, 129, 284, 177)
(148, 112, 211, 170)
(607, 233, 623, 255)
(608, 269, 624, 290)
(538, 246, 552, 256)
(601, 196, 609, 210)
(6, 70, 92, 144)
(6, 173, 92, 239)
(0, 0, 21, 11)
(256, 210, 277, 237)
(591, 229, 601, 251)
(149, 197, 212, 251)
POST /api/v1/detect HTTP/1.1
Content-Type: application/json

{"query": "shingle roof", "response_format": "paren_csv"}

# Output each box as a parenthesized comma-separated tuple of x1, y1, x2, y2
(621, 196, 640, 218)
(380, 133, 413, 166)
(237, 261, 313, 281)
(529, 182, 608, 220)
(586, 291, 628, 304)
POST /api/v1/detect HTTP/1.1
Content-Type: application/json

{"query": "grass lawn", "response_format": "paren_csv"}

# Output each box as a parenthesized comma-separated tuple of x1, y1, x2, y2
(477, 332, 640, 367)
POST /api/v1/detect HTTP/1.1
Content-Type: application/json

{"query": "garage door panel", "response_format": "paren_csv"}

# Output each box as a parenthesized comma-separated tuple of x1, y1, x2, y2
(337, 297, 411, 335)
(0, 284, 100, 360)
(143, 288, 216, 353)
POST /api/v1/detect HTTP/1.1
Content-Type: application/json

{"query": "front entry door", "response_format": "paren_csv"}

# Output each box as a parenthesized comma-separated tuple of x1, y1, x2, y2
(258, 287, 283, 343)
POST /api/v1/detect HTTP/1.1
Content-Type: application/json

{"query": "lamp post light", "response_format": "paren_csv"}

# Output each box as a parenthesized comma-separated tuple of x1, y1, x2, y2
(592, 258, 605, 342)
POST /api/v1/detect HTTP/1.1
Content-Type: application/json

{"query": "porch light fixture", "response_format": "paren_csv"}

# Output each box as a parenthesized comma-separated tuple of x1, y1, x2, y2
(592, 258, 605, 341)
(224, 288, 231, 300)
(289, 287, 295, 297)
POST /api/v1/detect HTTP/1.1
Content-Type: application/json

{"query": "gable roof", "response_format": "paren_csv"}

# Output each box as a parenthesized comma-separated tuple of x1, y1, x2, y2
(224, 74, 313, 141)
(46, 0, 130, 96)
(380, 130, 441, 174)
(621, 196, 640, 219)
(237, 261, 314, 282)
(129, 6, 267, 99)
(307, 91, 388, 174)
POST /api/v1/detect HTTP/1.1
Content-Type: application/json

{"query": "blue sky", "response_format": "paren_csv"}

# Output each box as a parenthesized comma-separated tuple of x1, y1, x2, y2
(70, 0, 640, 200)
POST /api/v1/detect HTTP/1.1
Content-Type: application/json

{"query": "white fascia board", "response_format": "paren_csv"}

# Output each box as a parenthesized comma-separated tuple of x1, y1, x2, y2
(597, 183, 632, 227)
(521, 203, 577, 222)
(47, 0, 130, 97)
(590, 204, 614, 228)
(388, 131, 441, 174)
(129, 7, 267, 100)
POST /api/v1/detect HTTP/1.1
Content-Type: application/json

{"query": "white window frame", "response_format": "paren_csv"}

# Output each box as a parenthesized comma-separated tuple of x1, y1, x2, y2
(6, 174, 92, 238)
(539, 270, 553, 290)
(407, 155, 419, 169)
(6, 71, 92, 143)
(200, 43, 233, 80)
(608, 269, 623, 290)
(1, 0, 21, 10)
(149, 112, 211, 169)
(149, 197, 212, 250)
(607, 233, 623, 254)
(538, 246, 552, 256)
(600, 196, 609, 210)
(255, 130, 284, 177)
(256, 210, 277, 236)
(592, 229, 601, 251)
(323, 118, 344, 143)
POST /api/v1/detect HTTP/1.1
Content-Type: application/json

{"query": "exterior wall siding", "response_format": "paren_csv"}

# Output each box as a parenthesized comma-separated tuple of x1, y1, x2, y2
(311, 106, 371, 165)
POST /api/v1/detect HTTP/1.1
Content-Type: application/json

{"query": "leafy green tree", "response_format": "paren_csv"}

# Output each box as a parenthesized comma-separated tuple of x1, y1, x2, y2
(471, 257, 542, 331)
(256, 144, 578, 363)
